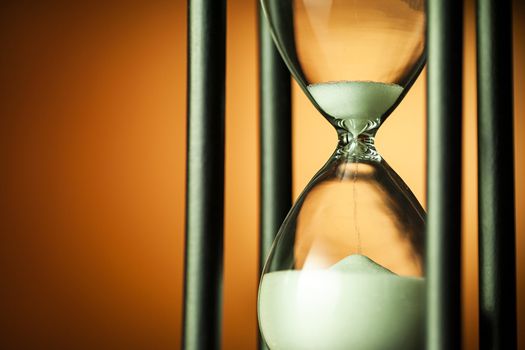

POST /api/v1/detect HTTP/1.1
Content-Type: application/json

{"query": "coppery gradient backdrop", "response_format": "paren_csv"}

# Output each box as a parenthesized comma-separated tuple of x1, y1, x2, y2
(0, 0, 523, 349)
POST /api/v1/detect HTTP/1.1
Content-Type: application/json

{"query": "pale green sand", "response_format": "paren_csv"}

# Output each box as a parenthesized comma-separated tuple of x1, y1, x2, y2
(259, 255, 424, 350)
(307, 81, 403, 122)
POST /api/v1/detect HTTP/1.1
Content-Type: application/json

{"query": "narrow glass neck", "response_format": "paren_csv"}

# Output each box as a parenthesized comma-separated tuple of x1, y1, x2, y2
(336, 130, 380, 162)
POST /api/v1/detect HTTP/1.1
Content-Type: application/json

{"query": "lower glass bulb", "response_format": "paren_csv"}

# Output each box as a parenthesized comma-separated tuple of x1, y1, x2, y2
(258, 138, 425, 350)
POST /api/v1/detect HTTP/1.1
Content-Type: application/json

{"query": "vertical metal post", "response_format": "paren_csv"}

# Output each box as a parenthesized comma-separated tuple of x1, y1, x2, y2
(426, 0, 463, 349)
(477, 0, 517, 348)
(182, 0, 226, 349)
(257, 4, 292, 350)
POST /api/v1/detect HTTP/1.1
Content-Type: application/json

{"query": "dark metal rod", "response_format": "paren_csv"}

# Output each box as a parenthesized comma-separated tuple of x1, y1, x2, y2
(182, 0, 226, 348)
(258, 4, 292, 280)
(257, 4, 292, 350)
(426, 0, 463, 348)
(477, 0, 517, 348)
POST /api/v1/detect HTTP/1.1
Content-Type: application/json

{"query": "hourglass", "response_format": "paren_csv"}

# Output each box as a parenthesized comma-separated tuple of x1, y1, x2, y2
(258, 0, 426, 349)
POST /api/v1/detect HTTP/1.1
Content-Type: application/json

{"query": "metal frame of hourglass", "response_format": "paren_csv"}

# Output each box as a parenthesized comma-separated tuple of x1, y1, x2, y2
(181, 0, 517, 349)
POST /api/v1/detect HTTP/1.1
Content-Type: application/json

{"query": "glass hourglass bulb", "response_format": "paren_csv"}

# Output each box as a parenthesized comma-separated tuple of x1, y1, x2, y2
(258, 1, 426, 349)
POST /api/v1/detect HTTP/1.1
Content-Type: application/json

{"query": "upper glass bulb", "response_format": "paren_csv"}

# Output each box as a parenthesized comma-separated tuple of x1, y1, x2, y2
(262, 0, 425, 136)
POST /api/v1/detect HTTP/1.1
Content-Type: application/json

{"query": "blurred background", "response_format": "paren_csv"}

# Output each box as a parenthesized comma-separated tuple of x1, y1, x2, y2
(0, 0, 524, 349)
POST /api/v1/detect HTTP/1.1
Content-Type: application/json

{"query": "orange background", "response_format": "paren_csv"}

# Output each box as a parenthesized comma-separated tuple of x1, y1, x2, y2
(0, 0, 524, 349)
